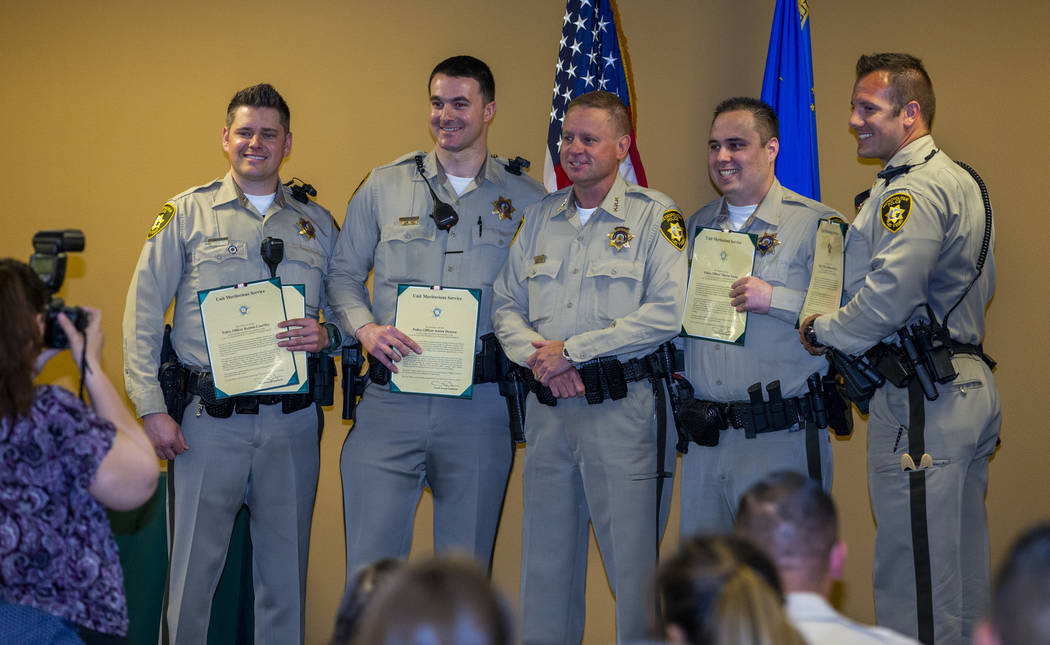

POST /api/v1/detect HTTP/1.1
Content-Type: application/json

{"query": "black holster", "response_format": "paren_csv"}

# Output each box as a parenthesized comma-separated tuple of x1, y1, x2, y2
(158, 324, 189, 424)
(341, 342, 367, 421)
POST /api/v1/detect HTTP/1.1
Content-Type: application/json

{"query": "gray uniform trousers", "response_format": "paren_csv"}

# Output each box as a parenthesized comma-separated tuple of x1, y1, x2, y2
(166, 400, 319, 645)
(340, 381, 512, 576)
(680, 423, 832, 536)
(867, 354, 999, 644)
(520, 380, 668, 645)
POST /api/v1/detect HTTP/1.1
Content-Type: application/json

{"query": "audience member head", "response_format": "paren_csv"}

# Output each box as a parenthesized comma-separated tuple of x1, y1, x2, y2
(655, 534, 805, 645)
(0, 258, 50, 423)
(975, 523, 1050, 645)
(331, 558, 403, 645)
(351, 555, 513, 645)
(735, 470, 843, 596)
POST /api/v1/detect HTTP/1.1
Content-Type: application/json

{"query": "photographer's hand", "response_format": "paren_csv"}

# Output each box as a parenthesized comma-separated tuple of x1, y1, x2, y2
(143, 412, 189, 460)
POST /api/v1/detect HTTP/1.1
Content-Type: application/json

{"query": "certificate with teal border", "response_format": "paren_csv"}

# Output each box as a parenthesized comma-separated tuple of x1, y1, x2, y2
(197, 277, 299, 398)
(390, 284, 481, 399)
(681, 227, 757, 345)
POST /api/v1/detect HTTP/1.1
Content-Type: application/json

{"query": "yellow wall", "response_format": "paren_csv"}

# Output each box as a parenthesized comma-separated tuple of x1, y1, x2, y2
(2, 1, 1047, 643)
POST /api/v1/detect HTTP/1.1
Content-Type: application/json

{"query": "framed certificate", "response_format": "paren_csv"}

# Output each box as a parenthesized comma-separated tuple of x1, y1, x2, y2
(267, 284, 310, 394)
(799, 219, 847, 325)
(390, 284, 481, 398)
(681, 227, 757, 344)
(197, 277, 299, 398)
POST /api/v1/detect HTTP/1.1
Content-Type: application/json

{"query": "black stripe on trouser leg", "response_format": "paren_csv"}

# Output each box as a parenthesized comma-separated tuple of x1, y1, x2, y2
(805, 420, 821, 482)
(907, 379, 934, 644)
(160, 460, 175, 645)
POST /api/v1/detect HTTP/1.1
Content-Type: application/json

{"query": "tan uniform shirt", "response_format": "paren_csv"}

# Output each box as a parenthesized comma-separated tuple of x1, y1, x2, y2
(326, 150, 545, 352)
(123, 171, 337, 417)
(492, 173, 688, 366)
(685, 180, 838, 399)
(814, 135, 994, 353)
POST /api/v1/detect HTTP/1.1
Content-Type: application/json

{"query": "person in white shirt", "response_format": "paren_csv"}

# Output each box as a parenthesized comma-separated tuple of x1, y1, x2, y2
(736, 471, 920, 644)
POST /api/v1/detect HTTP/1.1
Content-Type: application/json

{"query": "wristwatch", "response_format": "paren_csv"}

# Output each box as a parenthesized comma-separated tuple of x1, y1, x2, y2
(561, 346, 575, 364)
(802, 318, 824, 349)
(323, 322, 343, 353)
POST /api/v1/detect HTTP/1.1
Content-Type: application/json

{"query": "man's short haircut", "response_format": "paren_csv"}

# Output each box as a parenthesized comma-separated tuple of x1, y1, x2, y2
(429, 55, 495, 104)
(713, 97, 779, 145)
(225, 83, 290, 133)
(989, 523, 1050, 645)
(564, 90, 631, 138)
(735, 470, 838, 588)
(856, 52, 936, 128)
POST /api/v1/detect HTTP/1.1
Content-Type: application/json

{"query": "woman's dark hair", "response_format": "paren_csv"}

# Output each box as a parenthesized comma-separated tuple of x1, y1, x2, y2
(0, 258, 49, 423)
(655, 535, 805, 645)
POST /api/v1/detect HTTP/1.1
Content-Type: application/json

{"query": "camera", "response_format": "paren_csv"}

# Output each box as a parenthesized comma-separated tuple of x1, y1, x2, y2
(29, 230, 88, 349)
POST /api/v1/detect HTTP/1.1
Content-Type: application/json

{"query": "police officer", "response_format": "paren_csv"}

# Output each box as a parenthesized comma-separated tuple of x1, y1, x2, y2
(492, 90, 688, 645)
(801, 53, 1000, 644)
(679, 97, 837, 536)
(123, 84, 339, 645)
(325, 56, 545, 582)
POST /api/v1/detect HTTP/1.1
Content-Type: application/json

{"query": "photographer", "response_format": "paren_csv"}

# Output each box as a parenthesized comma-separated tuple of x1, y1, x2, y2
(0, 259, 158, 644)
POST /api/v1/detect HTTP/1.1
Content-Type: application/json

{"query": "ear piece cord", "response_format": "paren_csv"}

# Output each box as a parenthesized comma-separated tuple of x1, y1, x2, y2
(414, 156, 459, 231)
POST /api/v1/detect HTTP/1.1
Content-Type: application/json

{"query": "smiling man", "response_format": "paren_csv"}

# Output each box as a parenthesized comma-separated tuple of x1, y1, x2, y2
(123, 83, 340, 644)
(325, 56, 544, 587)
(677, 97, 842, 539)
(800, 53, 1000, 645)
(492, 90, 687, 645)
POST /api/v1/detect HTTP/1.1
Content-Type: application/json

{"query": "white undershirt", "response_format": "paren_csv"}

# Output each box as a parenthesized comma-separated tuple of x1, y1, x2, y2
(246, 192, 277, 216)
(576, 206, 598, 226)
(726, 203, 757, 231)
(446, 173, 472, 196)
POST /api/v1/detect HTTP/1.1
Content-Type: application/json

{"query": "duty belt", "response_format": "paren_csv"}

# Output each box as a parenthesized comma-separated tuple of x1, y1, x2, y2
(524, 351, 668, 406)
(181, 363, 314, 417)
(711, 394, 819, 437)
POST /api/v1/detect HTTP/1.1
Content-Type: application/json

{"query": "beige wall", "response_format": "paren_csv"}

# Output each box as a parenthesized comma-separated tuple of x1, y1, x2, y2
(2, 1, 1047, 643)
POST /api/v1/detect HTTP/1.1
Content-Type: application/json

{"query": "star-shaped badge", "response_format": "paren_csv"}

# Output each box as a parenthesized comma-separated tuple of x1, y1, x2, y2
(492, 196, 515, 221)
(756, 232, 781, 256)
(297, 217, 316, 240)
(608, 226, 634, 251)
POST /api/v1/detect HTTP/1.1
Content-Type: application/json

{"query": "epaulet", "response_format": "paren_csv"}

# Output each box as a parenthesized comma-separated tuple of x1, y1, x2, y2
(625, 183, 674, 209)
(170, 177, 224, 201)
(377, 150, 428, 171)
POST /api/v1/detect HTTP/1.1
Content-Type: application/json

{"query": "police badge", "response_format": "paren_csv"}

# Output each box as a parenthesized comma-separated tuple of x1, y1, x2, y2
(756, 232, 781, 256)
(491, 196, 515, 221)
(297, 217, 316, 240)
(608, 226, 634, 251)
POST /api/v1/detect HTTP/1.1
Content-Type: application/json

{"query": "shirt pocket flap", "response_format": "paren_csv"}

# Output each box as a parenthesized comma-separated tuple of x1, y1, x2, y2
(525, 257, 562, 280)
(194, 239, 248, 264)
(585, 258, 643, 281)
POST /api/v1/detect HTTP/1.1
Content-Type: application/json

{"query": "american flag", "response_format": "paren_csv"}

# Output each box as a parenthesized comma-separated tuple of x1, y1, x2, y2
(544, 0, 647, 192)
